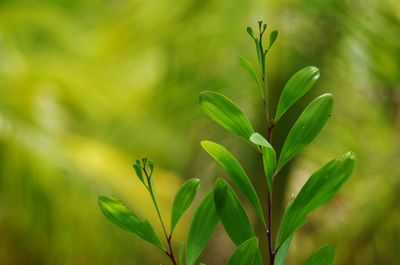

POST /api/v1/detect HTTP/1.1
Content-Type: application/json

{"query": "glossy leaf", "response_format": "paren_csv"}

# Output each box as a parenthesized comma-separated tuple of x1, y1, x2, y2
(170, 178, 201, 233)
(98, 196, 164, 250)
(199, 91, 254, 142)
(275, 66, 320, 122)
(304, 245, 336, 265)
(201, 140, 265, 223)
(277, 93, 333, 172)
(227, 237, 259, 265)
(239, 56, 263, 97)
(275, 235, 292, 265)
(250, 132, 276, 192)
(214, 179, 263, 265)
(186, 190, 219, 265)
(276, 152, 356, 246)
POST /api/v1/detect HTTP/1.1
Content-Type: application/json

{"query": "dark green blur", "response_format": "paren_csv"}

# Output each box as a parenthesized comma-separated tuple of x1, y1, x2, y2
(0, 0, 399, 264)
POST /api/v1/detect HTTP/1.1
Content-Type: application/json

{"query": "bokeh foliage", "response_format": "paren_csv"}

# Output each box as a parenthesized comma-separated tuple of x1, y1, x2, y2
(0, 0, 399, 264)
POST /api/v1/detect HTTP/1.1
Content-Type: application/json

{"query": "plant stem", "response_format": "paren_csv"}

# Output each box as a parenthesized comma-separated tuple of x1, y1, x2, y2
(257, 21, 276, 265)
(143, 167, 178, 265)
(144, 169, 169, 240)
(166, 235, 178, 265)
(267, 190, 275, 265)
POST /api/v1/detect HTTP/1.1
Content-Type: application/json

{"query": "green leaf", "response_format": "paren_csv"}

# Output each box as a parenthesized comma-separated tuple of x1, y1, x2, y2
(304, 245, 336, 265)
(201, 140, 265, 223)
(277, 93, 333, 172)
(249, 133, 276, 192)
(276, 152, 356, 246)
(171, 178, 201, 233)
(227, 237, 259, 265)
(186, 190, 219, 265)
(246, 26, 255, 39)
(214, 178, 255, 244)
(98, 196, 164, 251)
(275, 235, 292, 265)
(214, 179, 263, 265)
(239, 56, 263, 98)
(275, 66, 320, 122)
(178, 242, 185, 265)
(133, 161, 145, 185)
(199, 91, 254, 142)
(269, 30, 278, 49)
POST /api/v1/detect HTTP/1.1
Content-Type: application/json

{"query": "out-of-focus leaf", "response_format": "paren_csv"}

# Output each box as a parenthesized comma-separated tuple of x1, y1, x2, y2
(304, 245, 336, 265)
(276, 152, 356, 246)
(201, 141, 265, 223)
(178, 242, 184, 265)
(98, 196, 164, 250)
(269, 30, 278, 49)
(249, 132, 276, 192)
(170, 178, 201, 233)
(214, 178, 263, 265)
(186, 190, 219, 265)
(199, 91, 254, 142)
(133, 161, 145, 185)
(247, 26, 255, 39)
(277, 94, 333, 172)
(275, 66, 320, 122)
(239, 56, 263, 97)
(227, 237, 259, 265)
(275, 235, 292, 265)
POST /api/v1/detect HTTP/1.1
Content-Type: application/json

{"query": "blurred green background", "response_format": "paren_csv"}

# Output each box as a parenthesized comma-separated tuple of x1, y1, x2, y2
(1, 0, 399, 264)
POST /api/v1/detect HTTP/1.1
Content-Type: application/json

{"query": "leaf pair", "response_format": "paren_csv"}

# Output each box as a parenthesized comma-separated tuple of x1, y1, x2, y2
(201, 140, 265, 223)
(99, 174, 201, 256)
(186, 183, 261, 265)
(214, 178, 263, 265)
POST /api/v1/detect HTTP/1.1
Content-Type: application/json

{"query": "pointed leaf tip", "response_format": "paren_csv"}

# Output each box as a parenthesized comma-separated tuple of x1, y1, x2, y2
(227, 237, 259, 265)
(275, 66, 320, 122)
(304, 245, 336, 265)
(277, 151, 355, 246)
(277, 93, 333, 172)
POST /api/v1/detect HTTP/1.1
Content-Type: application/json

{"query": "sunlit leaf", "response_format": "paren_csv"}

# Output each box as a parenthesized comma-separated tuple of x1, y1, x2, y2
(249, 132, 276, 192)
(227, 237, 259, 265)
(186, 190, 219, 265)
(199, 91, 254, 142)
(304, 245, 336, 265)
(239, 56, 263, 97)
(277, 93, 333, 172)
(98, 196, 164, 250)
(275, 66, 320, 122)
(275, 235, 292, 265)
(201, 140, 265, 223)
(171, 178, 201, 233)
(276, 152, 356, 246)
(214, 178, 263, 265)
